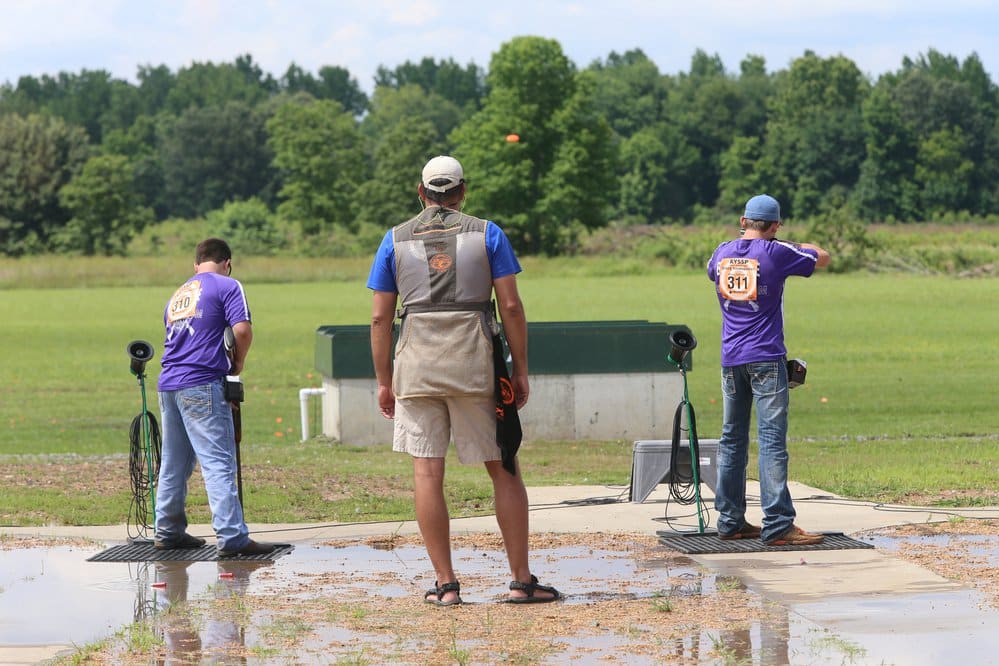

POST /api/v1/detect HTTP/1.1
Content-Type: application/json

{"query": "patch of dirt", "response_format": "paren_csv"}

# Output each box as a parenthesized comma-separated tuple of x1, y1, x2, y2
(0, 534, 99, 551)
(894, 489, 999, 506)
(0, 458, 128, 496)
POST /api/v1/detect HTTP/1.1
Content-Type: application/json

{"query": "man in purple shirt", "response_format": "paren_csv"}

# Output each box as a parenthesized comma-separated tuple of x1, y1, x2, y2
(707, 195, 831, 546)
(155, 238, 275, 557)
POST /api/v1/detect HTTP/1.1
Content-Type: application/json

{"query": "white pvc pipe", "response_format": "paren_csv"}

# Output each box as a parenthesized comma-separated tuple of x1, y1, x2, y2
(299, 387, 326, 441)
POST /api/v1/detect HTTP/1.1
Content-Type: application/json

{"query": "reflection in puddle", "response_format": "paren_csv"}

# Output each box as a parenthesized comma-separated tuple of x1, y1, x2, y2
(5, 533, 994, 664)
(141, 560, 272, 664)
(2, 540, 796, 663)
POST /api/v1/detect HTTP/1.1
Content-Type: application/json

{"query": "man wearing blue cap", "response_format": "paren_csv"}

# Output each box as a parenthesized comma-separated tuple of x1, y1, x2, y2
(707, 194, 830, 546)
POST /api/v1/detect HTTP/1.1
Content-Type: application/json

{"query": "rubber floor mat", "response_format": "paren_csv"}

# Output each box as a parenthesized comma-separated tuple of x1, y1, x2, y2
(87, 541, 294, 562)
(656, 531, 873, 554)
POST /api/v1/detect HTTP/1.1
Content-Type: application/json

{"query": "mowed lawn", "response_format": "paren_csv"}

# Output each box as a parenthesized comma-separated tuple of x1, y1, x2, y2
(3, 270, 997, 451)
(1, 267, 997, 522)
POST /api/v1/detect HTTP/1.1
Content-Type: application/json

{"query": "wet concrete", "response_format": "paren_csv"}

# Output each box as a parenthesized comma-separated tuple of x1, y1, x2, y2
(2, 532, 994, 664)
(3, 478, 999, 666)
(0, 539, 822, 664)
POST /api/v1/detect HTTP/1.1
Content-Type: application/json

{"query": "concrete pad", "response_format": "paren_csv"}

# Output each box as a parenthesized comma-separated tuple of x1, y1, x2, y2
(1, 481, 989, 543)
(0, 645, 73, 665)
(703, 549, 961, 605)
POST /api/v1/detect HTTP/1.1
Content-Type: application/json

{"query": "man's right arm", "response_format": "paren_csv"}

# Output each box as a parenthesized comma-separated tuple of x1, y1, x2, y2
(799, 243, 831, 268)
(229, 321, 252, 375)
(370, 290, 397, 419)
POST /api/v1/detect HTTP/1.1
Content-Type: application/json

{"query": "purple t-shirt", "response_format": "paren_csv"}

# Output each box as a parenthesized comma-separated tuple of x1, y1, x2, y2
(366, 220, 521, 292)
(707, 238, 818, 367)
(158, 272, 251, 391)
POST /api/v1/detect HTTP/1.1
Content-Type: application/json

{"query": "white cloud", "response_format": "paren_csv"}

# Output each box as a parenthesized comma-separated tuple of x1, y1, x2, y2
(1, 0, 997, 89)
(384, 0, 440, 26)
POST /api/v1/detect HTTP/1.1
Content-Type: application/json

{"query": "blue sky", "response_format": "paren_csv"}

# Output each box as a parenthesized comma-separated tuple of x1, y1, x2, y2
(2, 1, 998, 91)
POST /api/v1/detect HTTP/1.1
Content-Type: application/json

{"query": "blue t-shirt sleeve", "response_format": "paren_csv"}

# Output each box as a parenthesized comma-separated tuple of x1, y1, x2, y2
(486, 222, 521, 279)
(366, 230, 398, 292)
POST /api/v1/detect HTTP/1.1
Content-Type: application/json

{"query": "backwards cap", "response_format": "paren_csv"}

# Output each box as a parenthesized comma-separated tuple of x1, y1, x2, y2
(743, 194, 781, 222)
(422, 156, 464, 193)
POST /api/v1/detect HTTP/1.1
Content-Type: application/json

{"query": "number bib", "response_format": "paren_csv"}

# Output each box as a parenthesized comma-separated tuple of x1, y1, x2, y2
(717, 258, 759, 301)
(167, 280, 202, 324)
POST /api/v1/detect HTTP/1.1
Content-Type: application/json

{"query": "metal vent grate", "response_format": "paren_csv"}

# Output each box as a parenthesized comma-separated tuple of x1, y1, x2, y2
(656, 531, 874, 554)
(87, 542, 294, 563)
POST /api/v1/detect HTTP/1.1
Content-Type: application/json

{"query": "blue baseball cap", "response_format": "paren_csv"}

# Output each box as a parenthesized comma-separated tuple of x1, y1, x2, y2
(743, 194, 781, 222)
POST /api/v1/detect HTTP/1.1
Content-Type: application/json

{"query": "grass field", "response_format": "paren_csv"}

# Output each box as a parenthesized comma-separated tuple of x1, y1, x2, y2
(1, 256, 997, 525)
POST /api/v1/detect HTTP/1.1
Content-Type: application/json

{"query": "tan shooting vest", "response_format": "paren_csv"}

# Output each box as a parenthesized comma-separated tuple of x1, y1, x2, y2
(392, 206, 497, 398)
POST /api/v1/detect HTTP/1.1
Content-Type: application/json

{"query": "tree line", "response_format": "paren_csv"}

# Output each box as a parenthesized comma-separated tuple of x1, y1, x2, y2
(1, 36, 997, 258)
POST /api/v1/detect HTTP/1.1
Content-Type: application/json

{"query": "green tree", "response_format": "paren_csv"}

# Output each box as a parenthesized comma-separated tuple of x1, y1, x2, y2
(0, 76, 42, 116)
(361, 84, 462, 145)
(715, 136, 765, 215)
(136, 64, 175, 116)
(158, 101, 275, 218)
(535, 71, 616, 250)
(0, 113, 91, 254)
(733, 55, 773, 139)
(585, 49, 667, 139)
(980, 118, 999, 213)
(890, 50, 999, 216)
(617, 123, 699, 223)
(915, 126, 975, 217)
(102, 113, 167, 218)
(667, 52, 744, 209)
(853, 85, 919, 221)
(205, 197, 281, 255)
(0, 69, 136, 144)
(799, 207, 878, 273)
(280, 63, 368, 116)
(761, 51, 870, 217)
(354, 117, 445, 230)
(54, 154, 153, 255)
(164, 55, 275, 113)
(451, 37, 614, 254)
(375, 57, 484, 115)
(266, 97, 368, 234)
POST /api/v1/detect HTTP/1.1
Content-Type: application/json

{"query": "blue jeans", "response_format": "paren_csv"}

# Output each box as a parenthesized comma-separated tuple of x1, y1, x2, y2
(714, 360, 795, 543)
(155, 380, 249, 551)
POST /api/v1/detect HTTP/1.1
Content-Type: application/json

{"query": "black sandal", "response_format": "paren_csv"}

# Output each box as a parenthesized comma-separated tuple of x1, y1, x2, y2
(507, 574, 562, 604)
(424, 580, 462, 606)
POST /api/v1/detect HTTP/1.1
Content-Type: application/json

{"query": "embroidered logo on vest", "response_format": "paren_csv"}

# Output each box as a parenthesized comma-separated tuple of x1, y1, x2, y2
(429, 253, 453, 273)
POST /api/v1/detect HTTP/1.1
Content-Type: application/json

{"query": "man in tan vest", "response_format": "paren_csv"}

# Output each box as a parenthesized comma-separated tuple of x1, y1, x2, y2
(367, 156, 561, 606)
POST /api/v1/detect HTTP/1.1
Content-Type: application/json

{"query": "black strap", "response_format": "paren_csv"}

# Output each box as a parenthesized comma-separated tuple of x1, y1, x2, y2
(397, 300, 492, 319)
(493, 333, 522, 475)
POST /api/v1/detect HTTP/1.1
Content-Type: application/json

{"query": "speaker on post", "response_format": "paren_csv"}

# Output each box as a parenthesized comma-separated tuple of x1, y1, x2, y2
(127, 340, 154, 377)
(666, 329, 697, 368)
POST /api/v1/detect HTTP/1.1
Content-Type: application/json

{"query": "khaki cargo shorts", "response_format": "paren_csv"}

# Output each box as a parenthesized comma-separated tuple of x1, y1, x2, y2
(393, 395, 500, 464)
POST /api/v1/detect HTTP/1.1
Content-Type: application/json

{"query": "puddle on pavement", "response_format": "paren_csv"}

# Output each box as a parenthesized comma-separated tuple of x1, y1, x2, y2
(798, 532, 999, 665)
(869, 531, 999, 566)
(0, 533, 995, 664)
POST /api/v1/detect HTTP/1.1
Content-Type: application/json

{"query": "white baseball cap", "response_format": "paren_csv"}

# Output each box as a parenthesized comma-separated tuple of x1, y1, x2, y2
(421, 156, 464, 193)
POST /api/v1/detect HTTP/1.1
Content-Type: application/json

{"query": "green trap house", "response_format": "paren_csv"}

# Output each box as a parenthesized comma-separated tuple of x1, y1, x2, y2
(311, 319, 714, 460)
